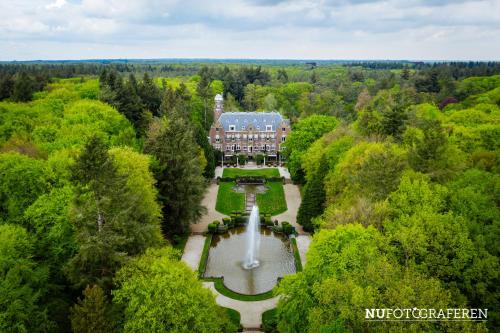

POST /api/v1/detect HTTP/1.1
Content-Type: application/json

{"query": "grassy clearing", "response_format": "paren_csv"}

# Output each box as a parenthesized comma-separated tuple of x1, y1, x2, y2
(257, 182, 287, 216)
(215, 181, 245, 215)
(222, 168, 280, 178)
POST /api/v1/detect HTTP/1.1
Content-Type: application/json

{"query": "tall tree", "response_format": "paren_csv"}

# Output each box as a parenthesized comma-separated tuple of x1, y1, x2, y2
(297, 155, 329, 232)
(65, 136, 162, 289)
(70, 285, 116, 333)
(197, 66, 214, 129)
(145, 115, 206, 235)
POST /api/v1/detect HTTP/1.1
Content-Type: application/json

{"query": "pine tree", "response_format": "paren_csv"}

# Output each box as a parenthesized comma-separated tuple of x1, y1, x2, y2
(145, 114, 206, 235)
(65, 136, 162, 289)
(12, 71, 34, 102)
(297, 155, 329, 232)
(138, 73, 161, 116)
(70, 285, 115, 333)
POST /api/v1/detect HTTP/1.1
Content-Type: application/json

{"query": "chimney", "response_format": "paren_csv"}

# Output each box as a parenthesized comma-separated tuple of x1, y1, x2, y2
(214, 94, 223, 121)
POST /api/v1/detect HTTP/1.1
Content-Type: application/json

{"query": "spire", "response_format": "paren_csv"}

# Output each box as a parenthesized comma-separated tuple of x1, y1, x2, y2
(214, 94, 223, 121)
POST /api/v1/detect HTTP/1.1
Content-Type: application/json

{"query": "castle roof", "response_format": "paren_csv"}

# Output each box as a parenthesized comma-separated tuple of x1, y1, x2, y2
(217, 111, 289, 131)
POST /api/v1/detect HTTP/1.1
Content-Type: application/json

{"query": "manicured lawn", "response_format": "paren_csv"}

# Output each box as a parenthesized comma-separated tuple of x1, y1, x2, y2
(257, 182, 287, 216)
(222, 168, 280, 178)
(215, 182, 245, 215)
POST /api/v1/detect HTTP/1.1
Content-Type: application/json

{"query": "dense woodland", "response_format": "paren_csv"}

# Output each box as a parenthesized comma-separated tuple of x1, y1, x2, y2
(0, 61, 498, 332)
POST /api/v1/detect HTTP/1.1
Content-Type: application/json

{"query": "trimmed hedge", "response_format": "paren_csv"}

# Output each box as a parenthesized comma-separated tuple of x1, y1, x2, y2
(198, 234, 213, 277)
(203, 277, 276, 301)
(208, 221, 220, 234)
(290, 237, 303, 272)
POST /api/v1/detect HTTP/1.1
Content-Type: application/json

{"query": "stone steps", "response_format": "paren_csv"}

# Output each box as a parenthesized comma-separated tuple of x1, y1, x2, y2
(246, 193, 256, 212)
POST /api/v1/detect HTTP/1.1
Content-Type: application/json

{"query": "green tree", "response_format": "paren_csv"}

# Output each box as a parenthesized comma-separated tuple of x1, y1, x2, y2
(283, 115, 339, 183)
(70, 285, 116, 333)
(0, 152, 49, 223)
(12, 72, 35, 102)
(297, 155, 329, 232)
(138, 73, 161, 116)
(0, 224, 55, 332)
(113, 247, 237, 333)
(65, 136, 162, 289)
(145, 115, 206, 235)
(197, 66, 214, 129)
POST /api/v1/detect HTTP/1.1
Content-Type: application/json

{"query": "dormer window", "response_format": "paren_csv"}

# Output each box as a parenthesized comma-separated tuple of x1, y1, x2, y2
(266, 125, 272, 131)
(229, 125, 236, 131)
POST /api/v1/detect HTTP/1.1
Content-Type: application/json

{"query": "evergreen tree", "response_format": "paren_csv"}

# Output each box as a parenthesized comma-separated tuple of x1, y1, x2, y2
(194, 124, 216, 179)
(145, 115, 206, 235)
(297, 155, 329, 232)
(138, 73, 161, 116)
(70, 285, 115, 333)
(65, 136, 162, 289)
(197, 66, 214, 129)
(12, 71, 35, 102)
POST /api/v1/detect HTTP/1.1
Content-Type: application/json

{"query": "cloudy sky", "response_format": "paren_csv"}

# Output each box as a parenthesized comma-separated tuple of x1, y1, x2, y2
(1, 0, 499, 61)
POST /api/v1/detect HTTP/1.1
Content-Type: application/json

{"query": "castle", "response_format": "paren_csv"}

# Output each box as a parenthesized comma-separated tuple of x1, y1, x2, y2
(209, 94, 291, 160)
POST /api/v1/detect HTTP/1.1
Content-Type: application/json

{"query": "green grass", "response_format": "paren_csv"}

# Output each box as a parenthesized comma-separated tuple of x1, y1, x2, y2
(203, 277, 276, 301)
(197, 234, 213, 277)
(222, 168, 280, 178)
(261, 308, 278, 333)
(257, 182, 287, 216)
(222, 307, 243, 332)
(290, 238, 303, 272)
(215, 182, 245, 215)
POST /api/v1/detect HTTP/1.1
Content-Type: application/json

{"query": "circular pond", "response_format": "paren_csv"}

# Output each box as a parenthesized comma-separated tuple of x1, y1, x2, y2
(204, 227, 296, 295)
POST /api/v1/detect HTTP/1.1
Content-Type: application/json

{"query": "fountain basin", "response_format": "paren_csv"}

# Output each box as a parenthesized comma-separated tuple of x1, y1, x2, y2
(204, 227, 296, 295)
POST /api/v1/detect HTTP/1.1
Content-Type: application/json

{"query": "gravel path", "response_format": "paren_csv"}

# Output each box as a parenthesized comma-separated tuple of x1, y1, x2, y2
(273, 184, 307, 234)
(181, 235, 205, 270)
(190, 183, 226, 233)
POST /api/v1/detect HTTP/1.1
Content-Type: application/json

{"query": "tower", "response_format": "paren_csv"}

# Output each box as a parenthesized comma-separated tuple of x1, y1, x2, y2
(214, 93, 223, 121)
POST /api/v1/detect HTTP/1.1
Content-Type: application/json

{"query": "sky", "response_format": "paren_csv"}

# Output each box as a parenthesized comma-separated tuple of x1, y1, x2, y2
(0, 0, 499, 61)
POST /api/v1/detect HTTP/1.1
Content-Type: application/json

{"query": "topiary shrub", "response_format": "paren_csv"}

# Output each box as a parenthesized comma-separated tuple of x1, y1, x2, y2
(234, 215, 247, 225)
(281, 221, 293, 236)
(208, 221, 220, 234)
(222, 217, 232, 226)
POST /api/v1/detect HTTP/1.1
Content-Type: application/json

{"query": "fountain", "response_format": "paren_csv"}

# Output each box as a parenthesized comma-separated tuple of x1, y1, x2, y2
(243, 205, 261, 269)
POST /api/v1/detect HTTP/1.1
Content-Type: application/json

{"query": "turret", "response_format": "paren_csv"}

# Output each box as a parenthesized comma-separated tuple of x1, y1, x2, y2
(214, 94, 223, 121)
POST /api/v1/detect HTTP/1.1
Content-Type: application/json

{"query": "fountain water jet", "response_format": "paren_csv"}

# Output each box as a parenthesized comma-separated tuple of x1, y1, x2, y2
(243, 205, 260, 269)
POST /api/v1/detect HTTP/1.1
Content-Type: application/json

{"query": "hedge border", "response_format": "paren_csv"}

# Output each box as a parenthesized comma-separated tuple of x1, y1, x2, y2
(197, 234, 212, 278)
(290, 237, 303, 272)
(203, 277, 277, 301)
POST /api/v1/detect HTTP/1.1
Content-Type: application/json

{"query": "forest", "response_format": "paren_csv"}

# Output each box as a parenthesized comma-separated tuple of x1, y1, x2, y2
(0, 60, 498, 332)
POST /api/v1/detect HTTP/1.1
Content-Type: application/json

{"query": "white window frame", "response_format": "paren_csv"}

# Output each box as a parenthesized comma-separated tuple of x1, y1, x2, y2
(266, 125, 272, 131)
(229, 125, 236, 131)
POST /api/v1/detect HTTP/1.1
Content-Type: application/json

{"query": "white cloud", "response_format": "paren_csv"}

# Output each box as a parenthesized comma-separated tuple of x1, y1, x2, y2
(0, 0, 498, 60)
(45, 0, 66, 10)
